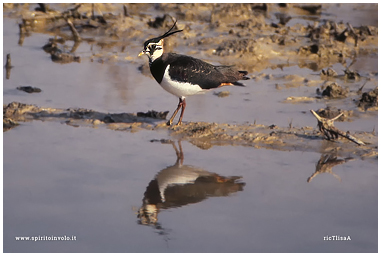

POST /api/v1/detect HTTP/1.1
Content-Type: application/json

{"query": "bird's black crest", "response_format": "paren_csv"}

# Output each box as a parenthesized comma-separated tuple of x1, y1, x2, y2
(143, 20, 183, 48)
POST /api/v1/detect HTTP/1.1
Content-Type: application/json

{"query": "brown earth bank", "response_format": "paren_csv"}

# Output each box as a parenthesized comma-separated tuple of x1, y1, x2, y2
(3, 101, 377, 160)
(3, 3, 378, 73)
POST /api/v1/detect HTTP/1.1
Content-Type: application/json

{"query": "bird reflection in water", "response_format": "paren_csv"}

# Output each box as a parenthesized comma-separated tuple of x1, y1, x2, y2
(137, 140, 245, 227)
(307, 154, 354, 183)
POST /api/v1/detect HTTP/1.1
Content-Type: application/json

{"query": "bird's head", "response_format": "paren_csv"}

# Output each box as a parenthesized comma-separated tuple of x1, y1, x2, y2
(138, 21, 183, 63)
(138, 38, 165, 62)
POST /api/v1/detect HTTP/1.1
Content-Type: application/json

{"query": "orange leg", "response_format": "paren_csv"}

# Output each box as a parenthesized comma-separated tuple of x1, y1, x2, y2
(167, 98, 186, 126)
(177, 99, 186, 125)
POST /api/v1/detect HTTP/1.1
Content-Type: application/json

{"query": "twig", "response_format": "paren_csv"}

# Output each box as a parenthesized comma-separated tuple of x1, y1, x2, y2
(5, 54, 12, 69)
(310, 110, 365, 145)
(123, 4, 129, 17)
(92, 3, 95, 20)
(65, 18, 82, 42)
(347, 23, 359, 47)
(5, 53, 12, 79)
(357, 80, 367, 94)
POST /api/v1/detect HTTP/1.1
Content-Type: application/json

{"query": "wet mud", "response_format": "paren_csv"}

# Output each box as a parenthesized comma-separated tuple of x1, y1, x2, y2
(4, 3, 378, 70)
(4, 101, 377, 159)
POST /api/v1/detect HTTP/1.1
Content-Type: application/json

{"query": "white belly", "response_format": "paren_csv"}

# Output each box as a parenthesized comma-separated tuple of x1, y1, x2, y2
(160, 65, 205, 98)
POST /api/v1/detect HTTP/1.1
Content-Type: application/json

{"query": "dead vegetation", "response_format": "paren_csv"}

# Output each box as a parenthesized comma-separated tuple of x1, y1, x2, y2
(310, 110, 365, 145)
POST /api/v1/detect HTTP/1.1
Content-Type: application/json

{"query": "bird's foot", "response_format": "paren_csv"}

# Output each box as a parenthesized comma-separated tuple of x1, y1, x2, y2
(166, 120, 172, 126)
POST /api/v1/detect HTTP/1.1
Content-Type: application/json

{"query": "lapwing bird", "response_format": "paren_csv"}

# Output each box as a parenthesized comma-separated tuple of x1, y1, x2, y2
(139, 22, 249, 125)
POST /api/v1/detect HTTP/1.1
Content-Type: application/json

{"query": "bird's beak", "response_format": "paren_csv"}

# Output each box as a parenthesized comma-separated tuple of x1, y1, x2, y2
(138, 51, 145, 57)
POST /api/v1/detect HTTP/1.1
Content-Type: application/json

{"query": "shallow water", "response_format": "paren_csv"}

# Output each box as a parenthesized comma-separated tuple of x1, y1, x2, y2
(3, 121, 378, 253)
(3, 3, 378, 253)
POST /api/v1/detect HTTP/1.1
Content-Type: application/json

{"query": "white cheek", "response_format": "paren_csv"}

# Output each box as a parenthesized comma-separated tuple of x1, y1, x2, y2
(151, 49, 163, 61)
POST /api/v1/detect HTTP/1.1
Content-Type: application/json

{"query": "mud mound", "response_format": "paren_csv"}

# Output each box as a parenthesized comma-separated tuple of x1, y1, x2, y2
(358, 87, 378, 111)
(321, 82, 349, 98)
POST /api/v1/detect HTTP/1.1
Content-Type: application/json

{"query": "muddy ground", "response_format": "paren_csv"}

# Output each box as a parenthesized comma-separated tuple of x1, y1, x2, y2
(3, 3, 378, 159)
(3, 101, 378, 159)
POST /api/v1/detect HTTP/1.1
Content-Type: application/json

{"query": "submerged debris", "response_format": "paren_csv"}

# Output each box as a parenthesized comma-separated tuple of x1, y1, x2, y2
(137, 110, 169, 119)
(51, 51, 81, 64)
(5, 53, 12, 69)
(285, 96, 316, 103)
(321, 67, 338, 77)
(321, 82, 348, 98)
(213, 91, 230, 98)
(3, 117, 19, 131)
(344, 69, 360, 80)
(43, 39, 81, 63)
(17, 86, 42, 93)
(42, 41, 61, 53)
(3, 102, 41, 119)
(295, 4, 322, 14)
(5, 53, 12, 79)
(358, 87, 378, 111)
(3, 101, 169, 131)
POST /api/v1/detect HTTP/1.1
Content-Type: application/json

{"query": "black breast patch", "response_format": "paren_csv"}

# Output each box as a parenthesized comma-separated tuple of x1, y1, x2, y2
(150, 57, 167, 84)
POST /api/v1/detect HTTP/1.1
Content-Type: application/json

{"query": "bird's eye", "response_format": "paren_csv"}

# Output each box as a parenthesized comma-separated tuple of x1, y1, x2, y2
(148, 44, 156, 52)
(147, 44, 162, 54)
